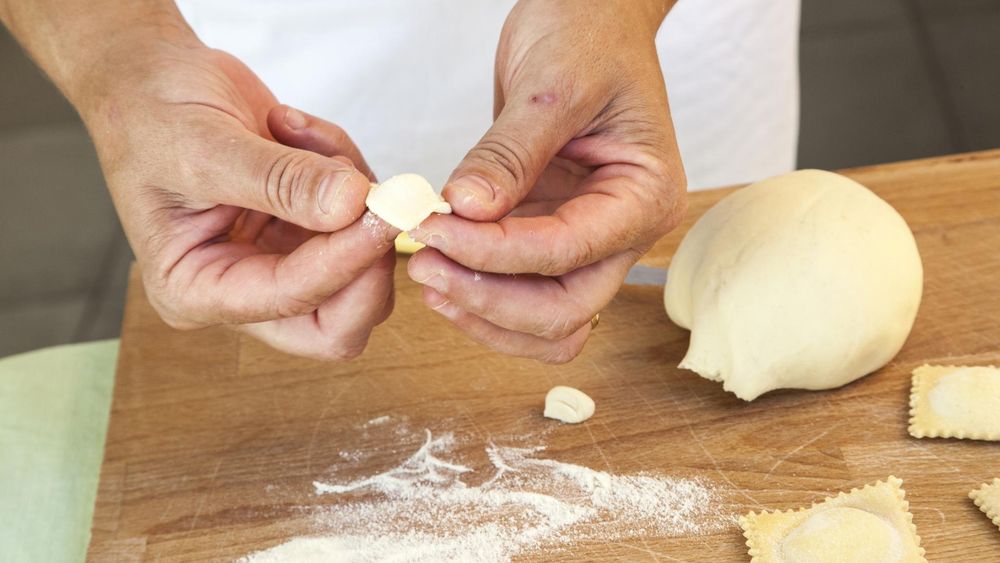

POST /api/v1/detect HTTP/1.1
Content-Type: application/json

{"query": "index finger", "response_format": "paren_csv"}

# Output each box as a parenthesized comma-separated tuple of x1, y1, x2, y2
(157, 211, 399, 326)
(410, 171, 685, 276)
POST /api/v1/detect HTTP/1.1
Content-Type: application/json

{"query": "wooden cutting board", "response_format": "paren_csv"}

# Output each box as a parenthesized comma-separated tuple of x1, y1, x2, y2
(88, 151, 1000, 562)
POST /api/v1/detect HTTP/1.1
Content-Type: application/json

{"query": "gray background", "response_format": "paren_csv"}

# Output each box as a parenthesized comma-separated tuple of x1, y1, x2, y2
(1, 0, 998, 357)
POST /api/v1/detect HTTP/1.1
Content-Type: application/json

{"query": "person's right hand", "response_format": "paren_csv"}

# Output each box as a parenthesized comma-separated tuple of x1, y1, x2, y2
(81, 43, 400, 360)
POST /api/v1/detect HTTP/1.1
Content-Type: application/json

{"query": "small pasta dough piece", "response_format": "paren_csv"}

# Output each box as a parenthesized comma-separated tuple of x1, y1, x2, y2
(908, 365, 1000, 441)
(970, 478, 1000, 532)
(740, 476, 925, 563)
(366, 173, 452, 231)
(544, 386, 595, 424)
(393, 232, 425, 255)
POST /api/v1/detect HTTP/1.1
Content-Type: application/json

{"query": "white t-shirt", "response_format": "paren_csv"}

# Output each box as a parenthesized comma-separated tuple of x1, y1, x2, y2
(177, 0, 800, 191)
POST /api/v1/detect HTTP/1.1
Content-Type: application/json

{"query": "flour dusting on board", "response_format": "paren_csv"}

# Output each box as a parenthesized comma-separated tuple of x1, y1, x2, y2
(362, 415, 391, 427)
(240, 426, 724, 562)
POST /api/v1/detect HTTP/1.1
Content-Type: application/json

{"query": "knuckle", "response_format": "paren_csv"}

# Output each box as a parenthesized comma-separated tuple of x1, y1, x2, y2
(468, 132, 533, 186)
(650, 187, 687, 237)
(535, 256, 564, 277)
(463, 252, 493, 274)
(148, 293, 200, 330)
(664, 190, 689, 232)
(539, 343, 582, 365)
(462, 286, 497, 318)
(443, 244, 492, 273)
(568, 236, 596, 272)
(143, 270, 202, 330)
(273, 294, 319, 319)
(539, 238, 590, 277)
(648, 161, 689, 235)
(262, 150, 314, 218)
(537, 303, 591, 340)
(321, 338, 368, 362)
(157, 306, 197, 331)
(328, 125, 352, 148)
(537, 314, 576, 340)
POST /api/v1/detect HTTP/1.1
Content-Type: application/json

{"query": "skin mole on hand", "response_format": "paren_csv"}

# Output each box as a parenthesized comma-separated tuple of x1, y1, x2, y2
(529, 92, 559, 105)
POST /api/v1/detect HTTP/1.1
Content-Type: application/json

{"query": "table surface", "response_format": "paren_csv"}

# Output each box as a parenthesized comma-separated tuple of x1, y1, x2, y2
(88, 150, 1000, 562)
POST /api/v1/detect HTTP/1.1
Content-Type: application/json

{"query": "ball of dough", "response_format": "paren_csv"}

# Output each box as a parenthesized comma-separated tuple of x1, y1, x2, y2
(664, 170, 923, 401)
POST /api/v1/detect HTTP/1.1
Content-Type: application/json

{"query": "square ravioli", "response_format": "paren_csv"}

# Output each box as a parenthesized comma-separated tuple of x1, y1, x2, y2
(908, 364, 1000, 440)
(970, 478, 1000, 532)
(740, 476, 925, 563)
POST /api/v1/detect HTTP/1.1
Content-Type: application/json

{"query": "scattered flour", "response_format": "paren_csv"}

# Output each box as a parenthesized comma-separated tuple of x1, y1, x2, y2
(240, 429, 723, 562)
(337, 450, 365, 463)
(363, 415, 391, 427)
(361, 211, 391, 245)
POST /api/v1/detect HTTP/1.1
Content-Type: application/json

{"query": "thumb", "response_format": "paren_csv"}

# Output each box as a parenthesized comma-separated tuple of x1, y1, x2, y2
(445, 95, 580, 221)
(266, 105, 376, 181)
(225, 132, 372, 233)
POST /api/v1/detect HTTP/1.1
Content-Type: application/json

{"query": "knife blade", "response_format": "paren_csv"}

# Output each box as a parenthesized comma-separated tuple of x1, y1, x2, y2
(623, 263, 668, 286)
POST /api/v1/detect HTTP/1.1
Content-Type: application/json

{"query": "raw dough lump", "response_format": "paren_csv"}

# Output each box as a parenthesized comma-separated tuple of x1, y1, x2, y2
(544, 386, 595, 424)
(908, 364, 1000, 441)
(664, 170, 923, 401)
(740, 476, 925, 563)
(393, 232, 425, 254)
(366, 173, 452, 231)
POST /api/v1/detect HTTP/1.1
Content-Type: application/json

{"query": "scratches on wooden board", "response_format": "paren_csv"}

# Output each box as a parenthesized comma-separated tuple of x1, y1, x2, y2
(305, 379, 357, 473)
(763, 425, 839, 481)
(189, 458, 223, 531)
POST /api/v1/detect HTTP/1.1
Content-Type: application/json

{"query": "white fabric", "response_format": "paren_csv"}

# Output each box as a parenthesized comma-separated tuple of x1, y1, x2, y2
(177, 0, 800, 191)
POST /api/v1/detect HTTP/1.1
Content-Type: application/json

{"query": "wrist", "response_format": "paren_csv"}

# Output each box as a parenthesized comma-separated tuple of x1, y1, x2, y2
(514, 0, 673, 39)
(608, 0, 675, 39)
(2, 0, 201, 122)
(632, 0, 676, 34)
(68, 24, 203, 123)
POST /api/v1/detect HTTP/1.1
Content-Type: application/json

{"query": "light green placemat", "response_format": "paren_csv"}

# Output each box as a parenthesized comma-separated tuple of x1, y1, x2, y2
(0, 339, 119, 563)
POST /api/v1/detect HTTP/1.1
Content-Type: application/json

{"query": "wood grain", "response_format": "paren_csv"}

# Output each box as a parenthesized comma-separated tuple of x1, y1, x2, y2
(88, 150, 1000, 562)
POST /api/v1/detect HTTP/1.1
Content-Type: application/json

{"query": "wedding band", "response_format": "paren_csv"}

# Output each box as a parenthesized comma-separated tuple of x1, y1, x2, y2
(590, 313, 601, 329)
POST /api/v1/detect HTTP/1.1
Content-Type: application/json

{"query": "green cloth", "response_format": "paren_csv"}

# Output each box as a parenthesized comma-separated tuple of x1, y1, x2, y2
(0, 340, 118, 563)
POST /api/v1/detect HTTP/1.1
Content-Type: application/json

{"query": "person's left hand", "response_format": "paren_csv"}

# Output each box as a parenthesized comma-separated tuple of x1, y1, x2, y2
(407, 0, 687, 363)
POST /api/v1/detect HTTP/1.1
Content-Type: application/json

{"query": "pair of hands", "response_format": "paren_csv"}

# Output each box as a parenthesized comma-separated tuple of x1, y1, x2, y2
(85, 0, 686, 362)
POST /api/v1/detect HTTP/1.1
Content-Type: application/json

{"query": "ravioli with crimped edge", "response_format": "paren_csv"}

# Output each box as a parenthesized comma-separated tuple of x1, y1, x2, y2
(908, 364, 1000, 441)
(739, 476, 925, 563)
(970, 478, 1000, 532)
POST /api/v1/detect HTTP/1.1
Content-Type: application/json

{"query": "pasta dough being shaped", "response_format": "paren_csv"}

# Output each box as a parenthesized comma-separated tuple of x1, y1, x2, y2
(909, 365, 1000, 440)
(740, 476, 925, 563)
(664, 170, 923, 401)
(543, 386, 595, 424)
(970, 478, 1000, 532)
(366, 173, 452, 231)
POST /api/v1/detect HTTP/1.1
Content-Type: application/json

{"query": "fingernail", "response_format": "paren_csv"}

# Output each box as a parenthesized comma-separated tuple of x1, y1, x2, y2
(424, 288, 459, 318)
(317, 170, 354, 214)
(284, 107, 308, 130)
(419, 272, 446, 292)
(448, 175, 495, 208)
(408, 259, 446, 290)
(408, 226, 447, 250)
(434, 301, 460, 319)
